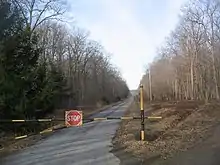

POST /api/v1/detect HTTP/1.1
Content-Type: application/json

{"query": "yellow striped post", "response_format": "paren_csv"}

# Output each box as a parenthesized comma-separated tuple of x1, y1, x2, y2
(40, 129, 53, 134)
(94, 117, 107, 121)
(140, 84, 145, 141)
(15, 135, 28, 140)
(12, 120, 25, 122)
(120, 117, 134, 120)
(147, 116, 162, 119)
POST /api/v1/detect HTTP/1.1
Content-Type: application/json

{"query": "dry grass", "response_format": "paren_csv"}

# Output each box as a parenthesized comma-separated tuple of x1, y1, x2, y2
(113, 100, 220, 162)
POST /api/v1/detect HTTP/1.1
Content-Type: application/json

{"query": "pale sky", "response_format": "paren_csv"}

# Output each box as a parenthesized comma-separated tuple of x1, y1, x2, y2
(67, 0, 187, 90)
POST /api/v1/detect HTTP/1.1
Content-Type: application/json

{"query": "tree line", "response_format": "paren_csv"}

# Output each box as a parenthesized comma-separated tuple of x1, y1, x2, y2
(0, 0, 129, 120)
(140, 0, 220, 102)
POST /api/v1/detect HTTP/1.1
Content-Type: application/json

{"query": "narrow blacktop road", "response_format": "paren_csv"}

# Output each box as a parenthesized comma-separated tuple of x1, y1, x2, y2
(0, 99, 132, 165)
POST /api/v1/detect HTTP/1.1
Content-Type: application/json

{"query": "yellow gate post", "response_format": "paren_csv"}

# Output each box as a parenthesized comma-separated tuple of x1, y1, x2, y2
(140, 84, 145, 141)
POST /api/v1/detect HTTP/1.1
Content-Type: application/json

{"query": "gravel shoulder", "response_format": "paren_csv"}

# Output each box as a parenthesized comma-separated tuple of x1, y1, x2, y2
(113, 100, 220, 165)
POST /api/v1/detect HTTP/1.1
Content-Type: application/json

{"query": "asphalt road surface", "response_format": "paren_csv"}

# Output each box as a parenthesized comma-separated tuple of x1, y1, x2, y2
(1, 99, 132, 165)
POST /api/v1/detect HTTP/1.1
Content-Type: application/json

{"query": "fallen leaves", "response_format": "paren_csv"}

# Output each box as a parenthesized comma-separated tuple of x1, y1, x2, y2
(113, 100, 220, 162)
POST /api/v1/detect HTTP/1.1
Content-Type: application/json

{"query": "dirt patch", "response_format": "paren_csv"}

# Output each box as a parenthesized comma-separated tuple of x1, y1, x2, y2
(0, 133, 52, 158)
(113, 100, 220, 164)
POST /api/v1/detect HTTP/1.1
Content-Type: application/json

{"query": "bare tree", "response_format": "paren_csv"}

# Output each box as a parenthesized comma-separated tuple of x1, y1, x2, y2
(13, 0, 66, 32)
(141, 0, 220, 102)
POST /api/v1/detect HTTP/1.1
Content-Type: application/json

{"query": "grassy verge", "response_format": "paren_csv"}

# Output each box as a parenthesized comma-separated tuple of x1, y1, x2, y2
(113, 100, 220, 164)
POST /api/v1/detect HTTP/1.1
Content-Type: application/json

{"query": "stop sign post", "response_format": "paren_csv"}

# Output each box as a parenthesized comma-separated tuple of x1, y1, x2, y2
(65, 110, 83, 127)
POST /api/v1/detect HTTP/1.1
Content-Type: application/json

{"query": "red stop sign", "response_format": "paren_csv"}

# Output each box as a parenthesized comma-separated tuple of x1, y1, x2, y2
(65, 110, 83, 126)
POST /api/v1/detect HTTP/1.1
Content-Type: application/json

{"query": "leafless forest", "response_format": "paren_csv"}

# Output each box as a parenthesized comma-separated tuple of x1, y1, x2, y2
(0, 0, 129, 120)
(37, 21, 129, 108)
(141, 0, 220, 102)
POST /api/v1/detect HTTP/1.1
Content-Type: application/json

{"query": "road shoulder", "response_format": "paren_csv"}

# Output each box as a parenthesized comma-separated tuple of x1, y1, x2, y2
(112, 101, 144, 165)
(112, 100, 220, 165)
